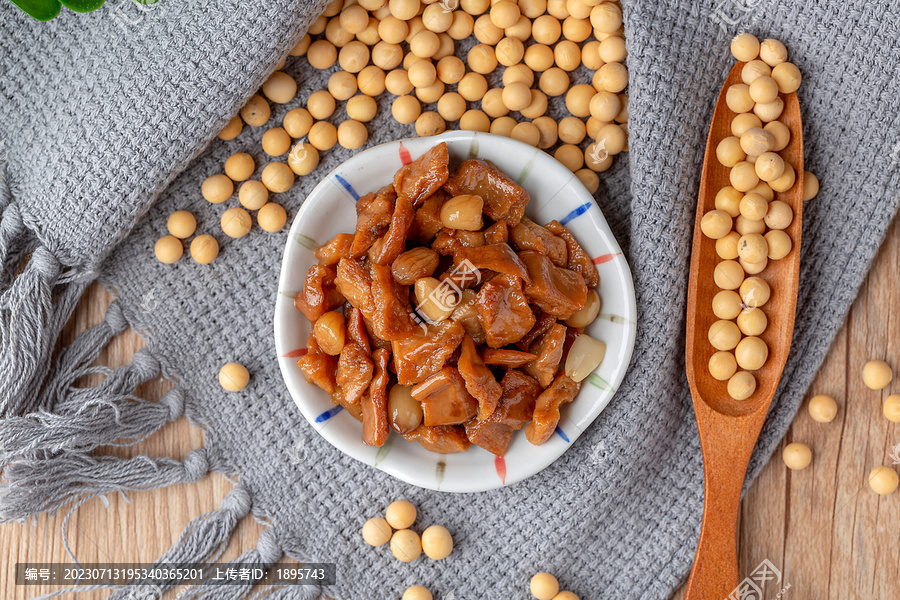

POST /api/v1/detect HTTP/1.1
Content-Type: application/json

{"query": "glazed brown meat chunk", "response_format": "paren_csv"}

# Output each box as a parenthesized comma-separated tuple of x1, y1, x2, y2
(523, 323, 567, 388)
(475, 274, 536, 348)
(465, 420, 513, 456)
(361, 348, 391, 446)
(369, 264, 417, 341)
(315, 233, 354, 265)
(345, 307, 370, 354)
(482, 348, 538, 368)
(489, 369, 543, 430)
(392, 320, 465, 385)
(510, 217, 567, 267)
(444, 159, 530, 226)
(450, 289, 486, 345)
(370, 195, 416, 265)
(335, 341, 374, 405)
(457, 335, 502, 420)
(394, 142, 450, 207)
(297, 335, 337, 394)
(402, 424, 472, 453)
(483, 220, 508, 245)
(454, 243, 530, 283)
(526, 372, 581, 445)
(518, 251, 587, 319)
(411, 366, 479, 426)
(332, 388, 363, 421)
(295, 264, 345, 322)
(351, 186, 396, 257)
(545, 220, 600, 288)
(408, 189, 449, 243)
(334, 258, 374, 315)
(517, 310, 557, 349)
(432, 228, 486, 256)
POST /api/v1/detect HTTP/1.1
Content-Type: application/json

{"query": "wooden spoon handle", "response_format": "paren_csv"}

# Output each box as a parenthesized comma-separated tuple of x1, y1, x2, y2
(684, 410, 765, 600)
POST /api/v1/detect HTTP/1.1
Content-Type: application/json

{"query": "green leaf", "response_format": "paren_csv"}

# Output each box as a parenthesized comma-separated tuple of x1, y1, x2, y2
(59, 0, 106, 12)
(9, 0, 62, 20)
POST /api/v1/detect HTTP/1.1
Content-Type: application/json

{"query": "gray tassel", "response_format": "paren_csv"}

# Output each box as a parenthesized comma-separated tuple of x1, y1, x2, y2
(37, 300, 129, 410)
(177, 528, 322, 600)
(55, 347, 162, 412)
(0, 387, 184, 466)
(0, 200, 94, 418)
(0, 448, 209, 522)
(176, 528, 284, 600)
(106, 486, 253, 600)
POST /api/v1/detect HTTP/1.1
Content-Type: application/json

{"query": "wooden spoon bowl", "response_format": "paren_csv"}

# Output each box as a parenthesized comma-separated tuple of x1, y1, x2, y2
(683, 62, 804, 600)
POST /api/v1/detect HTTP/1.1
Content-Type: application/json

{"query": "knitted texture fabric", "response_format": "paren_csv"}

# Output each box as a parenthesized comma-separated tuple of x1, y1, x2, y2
(1, 1, 900, 599)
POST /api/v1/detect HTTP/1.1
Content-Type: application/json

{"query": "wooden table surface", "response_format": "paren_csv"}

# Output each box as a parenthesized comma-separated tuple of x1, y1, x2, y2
(3, 213, 899, 600)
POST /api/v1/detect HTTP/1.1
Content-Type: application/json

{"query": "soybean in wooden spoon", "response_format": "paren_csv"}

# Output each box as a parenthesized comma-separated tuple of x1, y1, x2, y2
(683, 61, 804, 600)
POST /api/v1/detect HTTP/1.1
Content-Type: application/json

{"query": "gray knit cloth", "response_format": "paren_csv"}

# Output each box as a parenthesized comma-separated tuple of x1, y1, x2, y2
(2, 0, 899, 599)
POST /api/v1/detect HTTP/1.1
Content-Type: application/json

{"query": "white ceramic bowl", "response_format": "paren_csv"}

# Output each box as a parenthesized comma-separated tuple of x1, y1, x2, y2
(274, 131, 636, 493)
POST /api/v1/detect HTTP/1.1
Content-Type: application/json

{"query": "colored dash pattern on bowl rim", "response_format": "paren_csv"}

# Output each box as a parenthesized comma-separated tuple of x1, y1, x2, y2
(284, 138, 630, 487)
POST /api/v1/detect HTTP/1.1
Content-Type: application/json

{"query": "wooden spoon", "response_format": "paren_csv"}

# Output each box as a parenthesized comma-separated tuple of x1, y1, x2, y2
(683, 62, 804, 600)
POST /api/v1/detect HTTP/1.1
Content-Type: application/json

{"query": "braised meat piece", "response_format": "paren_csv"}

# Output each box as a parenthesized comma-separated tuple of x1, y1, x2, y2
(444, 159, 530, 226)
(332, 388, 363, 421)
(334, 258, 374, 315)
(369, 264, 417, 340)
(518, 251, 587, 319)
(476, 274, 536, 348)
(335, 341, 374, 405)
(297, 335, 337, 394)
(351, 186, 396, 257)
(458, 335, 502, 420)
(465, 420, 513, 456)
(453, 243, 530, 283)
(526, 372, 581, 445)
(361, 348, 391, 446)
(450, 289, 486, 345)
(490, 370, 543, 429)
(295, 264, 345, 322)
(402, 424, 472, 453)
(370, 196, 416, 265)
(432, 228, 486, 256)
(523, 323, 567, 388)
(465, 370, 542, 455)
(482, 348, 538, 368)
(392, 320, 465, 385)
(346, 307, 370, 354)
(411, 366, 478, 426)
(408, 189, 449, 243)
(517, 310, 557, 350)
(483, 220, 508, 245)
(545, 220, 600, 288)
(510, 217, 567, 267)
(315, 233, 354, 265)
(394, 142, 450, 207)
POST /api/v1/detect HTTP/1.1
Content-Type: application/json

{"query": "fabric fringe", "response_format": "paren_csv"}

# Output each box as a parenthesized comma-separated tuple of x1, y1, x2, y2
(173, 528, 322, 600)
(105, 486, 253, 600)
(0, 448, 209, 522)
(38, 299, 129, 410)
(0, 296, 183, 468)
(175, 528, 284, 600)
(0, 199, 94, 418)
(0, 387, 184, 466)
